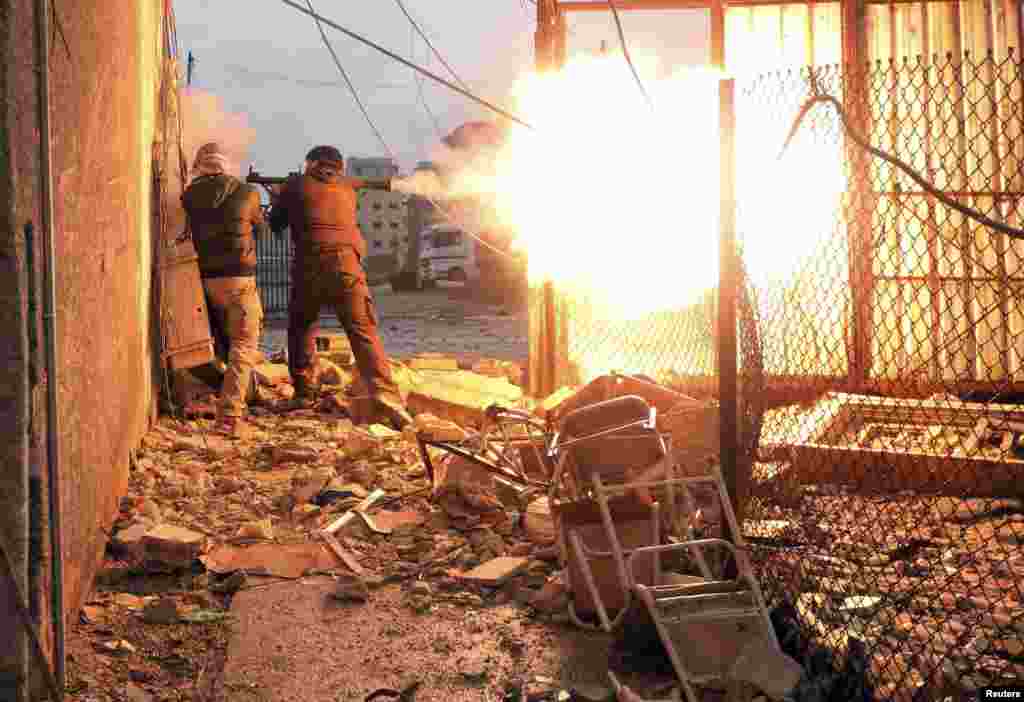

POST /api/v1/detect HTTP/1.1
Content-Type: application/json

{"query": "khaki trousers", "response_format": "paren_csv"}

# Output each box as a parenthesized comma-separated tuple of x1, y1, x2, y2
(204, 276, 263, 418)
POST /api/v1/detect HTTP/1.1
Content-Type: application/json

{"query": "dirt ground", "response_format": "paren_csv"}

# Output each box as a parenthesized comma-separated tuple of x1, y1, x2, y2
(261, 284, 529, 368)
(60, 290, 632, 702)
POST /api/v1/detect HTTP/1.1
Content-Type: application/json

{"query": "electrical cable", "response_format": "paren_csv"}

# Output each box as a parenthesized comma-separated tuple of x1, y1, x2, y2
(295, 0, 521, 264)
(279, 0, 534, 130)
(392, 0, 472, 94)
(305, 0, 397, 162)
(410, 26, 443, 140)
(607, 0, 654, 109)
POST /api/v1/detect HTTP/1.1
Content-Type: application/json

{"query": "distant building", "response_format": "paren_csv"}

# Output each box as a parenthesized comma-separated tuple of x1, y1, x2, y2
(346, 156, 400, 179)
(346, 156, 405, 283)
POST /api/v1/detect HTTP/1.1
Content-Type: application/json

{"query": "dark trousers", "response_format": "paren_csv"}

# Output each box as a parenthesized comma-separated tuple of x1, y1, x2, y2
(287, 247, 399, 400)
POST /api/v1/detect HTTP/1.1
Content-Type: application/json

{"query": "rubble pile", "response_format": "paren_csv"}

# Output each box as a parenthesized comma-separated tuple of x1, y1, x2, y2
(113, 354, 575, 622)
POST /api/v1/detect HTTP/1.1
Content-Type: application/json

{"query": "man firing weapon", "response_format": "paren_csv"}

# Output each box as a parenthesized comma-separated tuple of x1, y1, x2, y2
(266, 145, 413, 430)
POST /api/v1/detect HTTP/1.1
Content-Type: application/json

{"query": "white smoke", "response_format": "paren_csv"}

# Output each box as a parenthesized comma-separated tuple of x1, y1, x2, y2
(178, 88, 257, 180)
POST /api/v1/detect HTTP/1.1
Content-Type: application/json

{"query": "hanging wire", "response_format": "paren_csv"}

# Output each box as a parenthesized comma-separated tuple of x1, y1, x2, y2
(280, 0, 534, 130)
(607, 0, 654, 109)
(392, 0, 472, 94)
(295, 0, 521, 264)
(306, 0, 397, 162)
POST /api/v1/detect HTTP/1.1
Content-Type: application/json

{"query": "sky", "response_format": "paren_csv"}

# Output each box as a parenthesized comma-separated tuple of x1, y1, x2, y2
(174, 1, 709, 176)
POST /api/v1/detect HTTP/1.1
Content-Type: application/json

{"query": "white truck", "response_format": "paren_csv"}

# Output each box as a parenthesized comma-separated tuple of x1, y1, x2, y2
(416, 223, 478, 288)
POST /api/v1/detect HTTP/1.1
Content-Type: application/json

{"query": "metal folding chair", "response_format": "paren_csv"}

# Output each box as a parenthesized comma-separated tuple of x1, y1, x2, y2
(547, 395, 711, 631)
(606, 468, 784, 702)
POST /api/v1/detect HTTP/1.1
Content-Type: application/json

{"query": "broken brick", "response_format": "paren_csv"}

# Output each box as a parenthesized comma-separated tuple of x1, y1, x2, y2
(458, 556, 529, 586)
(143, 525, 206, 568)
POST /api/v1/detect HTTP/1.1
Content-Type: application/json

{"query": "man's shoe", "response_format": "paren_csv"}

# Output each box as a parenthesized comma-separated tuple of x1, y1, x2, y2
(373, 396, 413, 431)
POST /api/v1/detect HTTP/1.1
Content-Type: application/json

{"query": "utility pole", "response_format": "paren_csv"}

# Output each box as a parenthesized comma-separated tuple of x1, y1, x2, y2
(187, 51, 194, 86)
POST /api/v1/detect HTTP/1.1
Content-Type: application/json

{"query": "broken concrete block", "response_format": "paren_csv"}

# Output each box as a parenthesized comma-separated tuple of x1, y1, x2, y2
(111, 522, 149, 561)
(410, 354, 459, 371)
(143, 525, 206, 568)
(331, 575, 369, 603)
(338, 427, 381, 458)
(366, 423, 400, 440)
(471, 359, 523, 386)
(414, 413, 470, 442)
(253, 363, 290, 387)
(272, 442, 320, 464)
(142, 597, 181, 625)
(459, 556, 529, 586)
(236, 519, 274, 541)
(405, 369, 525, 426)
(523, 497, 555, 546)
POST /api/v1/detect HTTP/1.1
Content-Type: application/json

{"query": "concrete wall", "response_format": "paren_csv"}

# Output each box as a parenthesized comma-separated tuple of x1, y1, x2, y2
(0, 0, 161, 695)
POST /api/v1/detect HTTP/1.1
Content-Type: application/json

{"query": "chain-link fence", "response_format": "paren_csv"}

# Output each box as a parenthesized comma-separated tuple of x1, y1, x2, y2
(545, 52, 1024, 700)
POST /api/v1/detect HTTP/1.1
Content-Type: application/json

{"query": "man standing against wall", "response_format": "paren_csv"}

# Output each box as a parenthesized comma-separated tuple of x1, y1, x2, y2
(268, 145, 412, 430)
(181, 142, 267, 437)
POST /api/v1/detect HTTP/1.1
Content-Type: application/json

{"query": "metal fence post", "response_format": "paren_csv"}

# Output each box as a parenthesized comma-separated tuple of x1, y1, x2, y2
(718, 78, 741, 550)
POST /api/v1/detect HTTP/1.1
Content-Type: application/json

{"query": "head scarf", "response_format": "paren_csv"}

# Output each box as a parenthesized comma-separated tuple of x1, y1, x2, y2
(192, 142, 231, 178)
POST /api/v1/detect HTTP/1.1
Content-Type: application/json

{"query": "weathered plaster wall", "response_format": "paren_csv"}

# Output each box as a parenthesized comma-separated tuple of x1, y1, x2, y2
(0, 0, 161, 695)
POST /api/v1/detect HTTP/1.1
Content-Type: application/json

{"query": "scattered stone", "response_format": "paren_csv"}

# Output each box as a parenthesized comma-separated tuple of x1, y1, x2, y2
(273, 442, 320, 464)
(111, 522, 149, 561)
(458, 556, 529, 587)
(292, 504, 322, 522)
(143, 525, 206, 568)
(414, 413, 470, 442)
(842, 595, 882, 615)
(125, 683, 153, 702)
(331, 575, 370, 603)
(253, 363, 290, 387)
(291, 466, 335, 504)
(98, 639, 137, 656)
(142, 597, 180, 625)
(531, 578, 569, 613)
(236, 519, 274, 540)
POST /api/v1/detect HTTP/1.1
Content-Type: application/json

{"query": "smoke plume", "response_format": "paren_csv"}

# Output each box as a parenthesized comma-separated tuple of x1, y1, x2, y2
(178, 88, 257, 180)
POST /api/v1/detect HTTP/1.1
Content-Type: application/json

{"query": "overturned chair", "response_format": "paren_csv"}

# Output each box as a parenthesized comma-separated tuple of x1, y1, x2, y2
(547, 395, 712, 631)
(606, 467, 800, 702)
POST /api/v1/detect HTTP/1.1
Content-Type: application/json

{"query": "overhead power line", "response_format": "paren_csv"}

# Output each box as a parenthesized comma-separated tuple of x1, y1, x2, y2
(304, 0, 397, 160)
(279, 0, 534, 130)
(222, 62, 411, 90)
(392, 0, 472, 94)
(607, 0, 654, 109)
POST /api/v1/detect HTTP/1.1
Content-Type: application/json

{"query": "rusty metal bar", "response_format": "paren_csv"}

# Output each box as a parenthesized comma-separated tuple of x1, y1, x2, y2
(718, 78, 741, 548)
